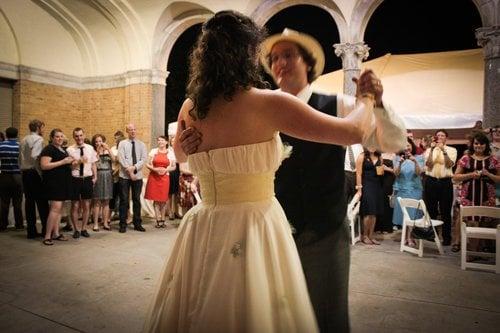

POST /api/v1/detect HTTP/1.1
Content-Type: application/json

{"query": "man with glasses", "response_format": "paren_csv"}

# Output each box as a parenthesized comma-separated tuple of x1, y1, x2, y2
(178, 28, 405, 332)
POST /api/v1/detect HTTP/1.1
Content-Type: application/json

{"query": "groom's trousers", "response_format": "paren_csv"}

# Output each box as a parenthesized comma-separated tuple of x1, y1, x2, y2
(295, 222, 350, 333)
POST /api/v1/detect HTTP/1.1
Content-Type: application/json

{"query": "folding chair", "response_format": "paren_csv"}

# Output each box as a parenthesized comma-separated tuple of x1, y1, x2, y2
(398, 197, 444, 257)
(346, 193, 361, 245)
(460, 205, 500, 273)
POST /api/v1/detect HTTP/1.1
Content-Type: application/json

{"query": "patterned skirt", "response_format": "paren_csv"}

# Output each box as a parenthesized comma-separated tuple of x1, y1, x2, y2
(179, 173, 197, 209)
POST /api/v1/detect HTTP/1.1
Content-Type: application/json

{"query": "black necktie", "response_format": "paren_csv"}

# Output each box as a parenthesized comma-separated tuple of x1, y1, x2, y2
(79, 147, 84, 176)
(347, 145, 356, 171)
(131, 141, 138, 174)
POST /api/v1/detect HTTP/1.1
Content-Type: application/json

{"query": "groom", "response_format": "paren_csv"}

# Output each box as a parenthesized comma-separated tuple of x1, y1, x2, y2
(179, 29, 405, 332)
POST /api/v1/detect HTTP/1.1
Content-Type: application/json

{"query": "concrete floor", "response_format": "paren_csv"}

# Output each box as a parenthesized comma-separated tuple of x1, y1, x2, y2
(0, 220, 499, 333)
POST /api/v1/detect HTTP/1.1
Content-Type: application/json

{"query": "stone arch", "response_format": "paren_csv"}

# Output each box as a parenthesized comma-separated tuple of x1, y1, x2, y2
(250, 0, 349, 43)
(32, 0, 100, 75)
(0, 8, 20, 66)
(151, 3, 213, 72)
(349, 0, 384, 42)
(471, 0, 495, 26)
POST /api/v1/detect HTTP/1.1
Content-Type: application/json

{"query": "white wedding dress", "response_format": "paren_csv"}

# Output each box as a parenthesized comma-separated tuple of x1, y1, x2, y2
(143, 133, 318, 333)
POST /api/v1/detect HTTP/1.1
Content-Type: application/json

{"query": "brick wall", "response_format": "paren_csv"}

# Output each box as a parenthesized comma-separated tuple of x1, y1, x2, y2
(14, 80, 153, 149)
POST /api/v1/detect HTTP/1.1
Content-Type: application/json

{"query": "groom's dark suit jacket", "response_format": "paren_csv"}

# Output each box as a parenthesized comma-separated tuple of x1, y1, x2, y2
(275, 93, 346, 237)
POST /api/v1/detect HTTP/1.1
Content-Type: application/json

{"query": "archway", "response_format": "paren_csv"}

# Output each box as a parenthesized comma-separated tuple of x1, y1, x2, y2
(165, 24, 202, 130)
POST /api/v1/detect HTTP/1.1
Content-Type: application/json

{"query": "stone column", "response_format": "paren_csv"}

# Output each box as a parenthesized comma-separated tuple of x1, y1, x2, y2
(150, 70, 169, 141)
(333, 42, 370, 98)
(476, 26, 500, 128)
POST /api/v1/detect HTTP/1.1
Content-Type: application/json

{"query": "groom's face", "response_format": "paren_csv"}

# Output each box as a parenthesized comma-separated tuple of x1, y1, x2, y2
(270, 41, 309, 90)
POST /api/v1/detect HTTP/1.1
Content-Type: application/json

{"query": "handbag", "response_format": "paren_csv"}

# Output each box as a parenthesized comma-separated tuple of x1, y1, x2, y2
(410, 201, 435, 241)
(389, 192, 396, 208)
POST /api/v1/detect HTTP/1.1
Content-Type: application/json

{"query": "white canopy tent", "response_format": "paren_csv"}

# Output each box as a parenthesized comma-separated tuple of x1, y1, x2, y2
(312, 49, 484, 130)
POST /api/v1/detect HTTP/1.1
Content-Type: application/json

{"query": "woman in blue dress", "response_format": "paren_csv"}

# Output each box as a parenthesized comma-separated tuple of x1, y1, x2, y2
(392, 137, 424, 246)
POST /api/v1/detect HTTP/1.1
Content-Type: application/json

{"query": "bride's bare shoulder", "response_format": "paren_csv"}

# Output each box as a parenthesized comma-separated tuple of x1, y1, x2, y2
(249, 87, 295, 104)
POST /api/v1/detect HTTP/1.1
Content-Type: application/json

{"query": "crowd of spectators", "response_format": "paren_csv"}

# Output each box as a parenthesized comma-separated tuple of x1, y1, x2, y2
(0, 120, 200, 245)
(347, 127, 499, 251)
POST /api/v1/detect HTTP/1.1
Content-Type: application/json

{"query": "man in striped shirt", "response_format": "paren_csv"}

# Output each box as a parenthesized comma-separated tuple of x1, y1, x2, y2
(0, 127, 23, 231)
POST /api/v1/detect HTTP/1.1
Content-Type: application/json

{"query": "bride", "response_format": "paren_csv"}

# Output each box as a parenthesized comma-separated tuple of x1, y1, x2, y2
(143, 10, 405, 333)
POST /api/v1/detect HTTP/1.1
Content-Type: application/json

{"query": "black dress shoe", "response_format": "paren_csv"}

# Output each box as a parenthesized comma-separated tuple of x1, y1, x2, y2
(73, 230, 81, 239)
(119, 226, 127, 233)
(80, 230, 90, 238)
(134, 225, 146, 232)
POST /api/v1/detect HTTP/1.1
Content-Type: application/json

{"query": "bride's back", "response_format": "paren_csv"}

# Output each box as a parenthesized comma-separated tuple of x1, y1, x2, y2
(180, 88, 276, 153)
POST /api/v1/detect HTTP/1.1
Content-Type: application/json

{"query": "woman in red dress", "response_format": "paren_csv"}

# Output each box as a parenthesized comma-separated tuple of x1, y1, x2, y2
(145, 136, 177, 227)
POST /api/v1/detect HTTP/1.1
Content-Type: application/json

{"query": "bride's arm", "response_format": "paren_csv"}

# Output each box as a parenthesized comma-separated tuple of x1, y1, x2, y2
(264, 90, 406, 152)
(264, 91, 364, 146)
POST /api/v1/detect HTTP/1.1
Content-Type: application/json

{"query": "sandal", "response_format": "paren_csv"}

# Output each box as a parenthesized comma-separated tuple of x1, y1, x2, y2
(43, 239, 54, 246)
(160, 220, 166, 228)
(103, 225, 111, 231)
(155, 220, 162, 228)
(362, 237, 374, 245)
(451, 244, 460, 253)
(53, 234, 68, 241)
(93, 226, 100, 232)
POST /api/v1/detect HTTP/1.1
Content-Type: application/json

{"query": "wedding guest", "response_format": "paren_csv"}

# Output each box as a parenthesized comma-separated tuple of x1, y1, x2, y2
(167, 135, 182, 221)
(452, 131, 499, 252)
(424, 129, 457, 246)
(392, 138, 424, 246)
(0, 127, 23, 231)
(145, 136, 176, 228)
(66, 128, 97, 239)
(20, 119, 49, 238)
(109, 130, 125, 221)
(179, 161, 199, 216)
(40, 129, 73, 245)
(356, 148, 385, 245)
(117, 123, 147, 233)
(91, 134, 114, 231)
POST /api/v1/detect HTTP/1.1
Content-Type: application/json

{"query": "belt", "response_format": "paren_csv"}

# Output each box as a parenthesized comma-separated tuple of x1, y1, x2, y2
(344, 170, 356, 174)
(73, 176, 93, 179)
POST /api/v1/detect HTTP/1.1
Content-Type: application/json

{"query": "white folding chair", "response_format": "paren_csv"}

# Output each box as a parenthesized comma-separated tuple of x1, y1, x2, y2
(398, 197, 444, 257)
(346, 193, 361, 245)
(460, 205, 500, 273)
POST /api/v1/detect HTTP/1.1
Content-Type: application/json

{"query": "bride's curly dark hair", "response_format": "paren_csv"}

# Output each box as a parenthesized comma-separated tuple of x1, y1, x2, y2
(186, 10, 268, 120)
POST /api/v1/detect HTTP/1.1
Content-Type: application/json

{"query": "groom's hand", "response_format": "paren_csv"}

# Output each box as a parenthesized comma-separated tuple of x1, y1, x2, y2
(179, 119, 202, 155)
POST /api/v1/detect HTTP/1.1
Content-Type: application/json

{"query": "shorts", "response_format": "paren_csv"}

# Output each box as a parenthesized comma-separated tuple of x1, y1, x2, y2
(70, 176, 94, 201)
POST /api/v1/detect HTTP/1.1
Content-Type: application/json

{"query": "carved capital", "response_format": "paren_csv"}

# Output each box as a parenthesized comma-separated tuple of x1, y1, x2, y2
(476, 26, 500, 59)
(333, 42, 370, 70)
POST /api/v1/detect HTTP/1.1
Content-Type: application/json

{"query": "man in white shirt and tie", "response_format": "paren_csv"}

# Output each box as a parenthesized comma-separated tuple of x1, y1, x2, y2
(66, 128, 97, 239)
(344, 144, 363, 204)
(117, 123, 147, 233)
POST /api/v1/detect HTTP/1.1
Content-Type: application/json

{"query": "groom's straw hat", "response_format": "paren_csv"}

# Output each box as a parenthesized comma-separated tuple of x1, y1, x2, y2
(260, 28, 325, 81)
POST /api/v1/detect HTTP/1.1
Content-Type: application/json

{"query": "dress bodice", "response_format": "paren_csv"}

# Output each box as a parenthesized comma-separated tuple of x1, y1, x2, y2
(187, 134, 283, 205)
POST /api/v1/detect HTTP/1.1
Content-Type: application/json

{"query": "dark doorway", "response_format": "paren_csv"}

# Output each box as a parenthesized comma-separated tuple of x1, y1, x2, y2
(165, 23, 202, 131)
(263, 5, 341, 88)
(365, 0, 482, 59)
